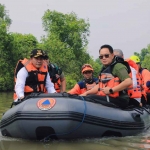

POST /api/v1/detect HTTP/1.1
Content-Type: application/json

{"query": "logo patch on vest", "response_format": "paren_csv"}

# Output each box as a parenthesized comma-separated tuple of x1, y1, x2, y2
(37, 98, 56, 110)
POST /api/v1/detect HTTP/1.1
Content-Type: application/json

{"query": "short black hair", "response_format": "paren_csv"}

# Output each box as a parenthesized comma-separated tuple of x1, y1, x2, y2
(43, 51, 49, 60)
(99, 44, 113, 54)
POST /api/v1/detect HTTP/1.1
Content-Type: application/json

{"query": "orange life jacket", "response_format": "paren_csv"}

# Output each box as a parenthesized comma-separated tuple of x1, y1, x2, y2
(52, 78, 61, 93)
(139, 73, 147, 101)
(14, 58, 30, 83)
(13, 58, 48, 100)
(68, 78, 98, 95)
(140, 68, 150, 93)
(98, 72, 120, 98)
(137, 69, 148, 101)
(97, 56, 131, 98)
(86, 82, 97, 91)
(125, 59, 142, 99)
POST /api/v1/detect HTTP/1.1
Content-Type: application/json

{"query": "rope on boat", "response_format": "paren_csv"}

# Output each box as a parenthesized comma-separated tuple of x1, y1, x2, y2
(41, 96, 87, 142)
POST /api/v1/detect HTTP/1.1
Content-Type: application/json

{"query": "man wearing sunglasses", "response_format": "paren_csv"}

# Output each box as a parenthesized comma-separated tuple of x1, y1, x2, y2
(80, 45, 132, 108)
(68, 64, 98, 95)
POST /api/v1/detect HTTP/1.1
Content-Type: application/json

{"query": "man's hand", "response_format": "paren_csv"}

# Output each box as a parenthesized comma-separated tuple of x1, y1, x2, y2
(80, 92, 87, 96)
(19, 96, 25, 100)
(101, 87, 111, 95)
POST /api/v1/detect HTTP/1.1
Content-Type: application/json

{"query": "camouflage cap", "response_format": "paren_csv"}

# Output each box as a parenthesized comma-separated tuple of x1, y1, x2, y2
(30, 49, 45, 58)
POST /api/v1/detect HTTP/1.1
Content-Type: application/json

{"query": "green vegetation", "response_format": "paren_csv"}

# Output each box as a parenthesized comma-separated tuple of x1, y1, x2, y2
(0, 4, 149, 91)
(134, 45, 150, 70)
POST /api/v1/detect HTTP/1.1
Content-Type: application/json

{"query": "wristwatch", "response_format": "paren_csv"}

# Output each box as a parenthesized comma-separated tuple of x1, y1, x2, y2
(109, 88, 114, 94)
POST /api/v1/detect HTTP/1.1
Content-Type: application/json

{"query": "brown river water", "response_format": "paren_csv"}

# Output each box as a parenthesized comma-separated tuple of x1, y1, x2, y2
(0, 92, 150, 150)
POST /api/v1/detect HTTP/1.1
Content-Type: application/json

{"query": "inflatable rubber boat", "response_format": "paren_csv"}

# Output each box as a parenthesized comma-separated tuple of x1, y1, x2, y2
(0, 93, 150, 140)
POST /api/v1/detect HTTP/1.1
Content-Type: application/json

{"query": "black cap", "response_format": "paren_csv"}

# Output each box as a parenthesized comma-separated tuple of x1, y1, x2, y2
(43, 51, 49, 60)
(30, 49, 45, 58)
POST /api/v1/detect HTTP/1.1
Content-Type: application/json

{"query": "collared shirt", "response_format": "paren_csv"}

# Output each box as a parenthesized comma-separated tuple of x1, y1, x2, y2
(15, 67, 56, 98)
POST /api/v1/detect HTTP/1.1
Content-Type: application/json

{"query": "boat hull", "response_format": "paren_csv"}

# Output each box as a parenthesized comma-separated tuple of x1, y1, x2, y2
(1, 93, 150, 140)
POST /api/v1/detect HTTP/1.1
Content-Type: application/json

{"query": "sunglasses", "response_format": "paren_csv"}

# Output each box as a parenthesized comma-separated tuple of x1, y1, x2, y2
(82, 64, 92, 70)
(83, 71, 92, 74)
(99, 54, 110, 59)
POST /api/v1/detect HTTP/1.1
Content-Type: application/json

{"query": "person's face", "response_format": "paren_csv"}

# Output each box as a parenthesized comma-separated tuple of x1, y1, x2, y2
(44, 58, 50, 65)
(83, 70, 93, 79)
(31, 56, 43, 68)
(99, 48, 114, 66)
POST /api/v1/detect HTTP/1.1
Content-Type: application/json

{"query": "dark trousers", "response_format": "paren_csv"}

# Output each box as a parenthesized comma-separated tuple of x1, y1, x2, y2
(86, 95, 129, 109)
(129, 98, 140, 107)
(146, 93, 150, 105)
(108, 96, 129, 109)
(129, 95, 147, 107)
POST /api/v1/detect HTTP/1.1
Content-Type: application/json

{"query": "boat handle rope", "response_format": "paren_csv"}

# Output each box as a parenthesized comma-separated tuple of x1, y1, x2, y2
(133, 106, 150, 115)
(133, 108, 144, 115)
(41, 96, 87, 142)
(141, 106, 150, 114)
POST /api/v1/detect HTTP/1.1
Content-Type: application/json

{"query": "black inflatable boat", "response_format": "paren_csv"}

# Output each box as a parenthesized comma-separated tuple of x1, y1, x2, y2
(0, 93, 150, 140)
